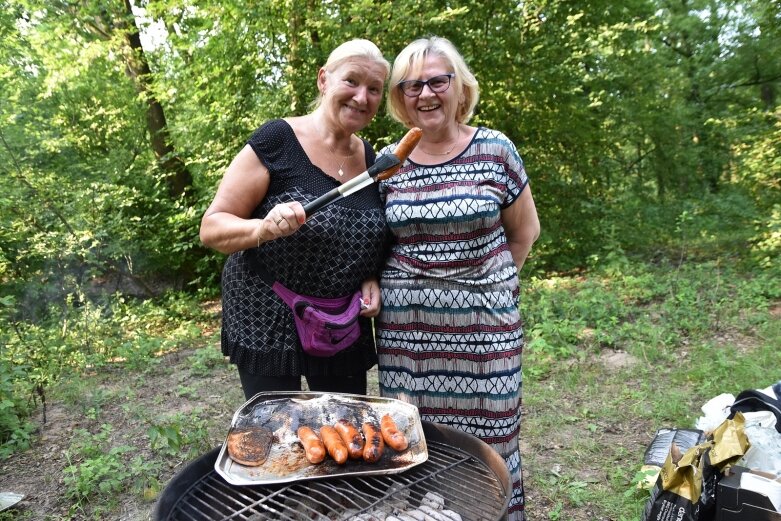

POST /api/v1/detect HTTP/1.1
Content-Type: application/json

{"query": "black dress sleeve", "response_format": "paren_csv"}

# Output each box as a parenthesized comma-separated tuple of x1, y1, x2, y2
(246, 119, 294, 172)
(361, 138, 376, 169)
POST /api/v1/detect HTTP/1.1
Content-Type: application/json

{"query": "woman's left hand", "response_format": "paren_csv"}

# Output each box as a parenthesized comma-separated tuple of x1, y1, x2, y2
(359, 278, 381, 318)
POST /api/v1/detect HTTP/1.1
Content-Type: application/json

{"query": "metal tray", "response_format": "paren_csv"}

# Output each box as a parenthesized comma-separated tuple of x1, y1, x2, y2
(214, 391, 428, 486)
(0, 492, 24, 512)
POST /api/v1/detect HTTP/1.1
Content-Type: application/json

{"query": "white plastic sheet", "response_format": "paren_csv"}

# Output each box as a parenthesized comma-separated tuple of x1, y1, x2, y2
(694, 381, 781, 477)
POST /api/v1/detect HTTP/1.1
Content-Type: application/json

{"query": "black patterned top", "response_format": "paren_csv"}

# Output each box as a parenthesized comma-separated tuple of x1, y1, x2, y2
(220, 119, 388, 376)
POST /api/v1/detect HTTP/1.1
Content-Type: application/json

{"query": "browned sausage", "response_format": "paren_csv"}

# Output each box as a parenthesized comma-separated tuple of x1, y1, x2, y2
(380, 414, 409, 452)
(361, 422, 385, 463)
(376, 127, 423, 181)
(319, 425, 349, 464)
(297, 426, 326, 464)
(334, 419, 365, 460)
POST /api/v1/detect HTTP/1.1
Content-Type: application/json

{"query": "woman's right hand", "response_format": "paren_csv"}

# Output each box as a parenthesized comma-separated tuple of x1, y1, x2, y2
(257, 202, 307, 244)
(201, 145, 306, 254)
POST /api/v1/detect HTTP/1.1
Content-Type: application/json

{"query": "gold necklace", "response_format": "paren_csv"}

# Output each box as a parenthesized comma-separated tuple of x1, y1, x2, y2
(420, 127, 461, 156)
(326, 137, 354, 177)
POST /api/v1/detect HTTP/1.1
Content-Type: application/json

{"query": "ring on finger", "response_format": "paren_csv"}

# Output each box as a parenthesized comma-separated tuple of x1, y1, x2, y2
(276, 217, 284, 225)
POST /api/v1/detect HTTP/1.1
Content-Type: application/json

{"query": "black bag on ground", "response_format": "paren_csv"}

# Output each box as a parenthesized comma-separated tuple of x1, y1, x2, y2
(642, 442, 708, 521)
(727, 387, 781, 433)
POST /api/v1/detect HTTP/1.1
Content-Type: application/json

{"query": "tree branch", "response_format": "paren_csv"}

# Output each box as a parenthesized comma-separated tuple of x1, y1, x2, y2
(727, 73, 781, 90)
(0, 131, 76, 235)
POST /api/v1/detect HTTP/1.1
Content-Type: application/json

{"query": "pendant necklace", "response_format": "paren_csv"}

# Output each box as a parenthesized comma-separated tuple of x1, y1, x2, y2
(421, 126, 461, 156)
(327, 138, 354, 177)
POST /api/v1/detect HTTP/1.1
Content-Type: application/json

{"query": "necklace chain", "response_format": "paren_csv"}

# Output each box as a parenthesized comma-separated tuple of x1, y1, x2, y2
(421, 127, 461, 156)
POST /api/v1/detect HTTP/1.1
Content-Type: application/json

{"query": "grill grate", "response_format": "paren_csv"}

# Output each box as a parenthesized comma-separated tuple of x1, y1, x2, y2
(166, 440, 505, 521)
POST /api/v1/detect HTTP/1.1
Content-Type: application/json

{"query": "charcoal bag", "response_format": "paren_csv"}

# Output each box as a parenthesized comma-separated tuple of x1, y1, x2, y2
(642, 413, 751, 521)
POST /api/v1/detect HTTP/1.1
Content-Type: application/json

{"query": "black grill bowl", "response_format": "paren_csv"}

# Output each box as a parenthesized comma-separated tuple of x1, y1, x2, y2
(153, 420, 511, 521)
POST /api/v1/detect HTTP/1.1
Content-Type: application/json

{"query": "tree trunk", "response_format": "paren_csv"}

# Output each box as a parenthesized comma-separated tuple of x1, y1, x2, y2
(122, 0, 192, 199)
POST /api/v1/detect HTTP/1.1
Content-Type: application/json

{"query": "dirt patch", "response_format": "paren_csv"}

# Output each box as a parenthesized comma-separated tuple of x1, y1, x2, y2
(0, 347, 242, 521)
(712, 330, 760, 355)
(599, 349, 639, 371)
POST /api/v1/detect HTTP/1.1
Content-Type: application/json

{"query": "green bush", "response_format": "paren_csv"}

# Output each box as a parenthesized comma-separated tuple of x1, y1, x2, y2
(0, 292, 206, 459)
(148, 410, 213, 460)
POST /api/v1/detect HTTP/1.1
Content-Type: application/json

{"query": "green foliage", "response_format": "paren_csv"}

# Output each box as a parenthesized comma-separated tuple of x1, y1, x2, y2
(0, 298, 35, 456)
(147, 423, 184, 457)
(750, 203, 781, 278)
(147, 410, 213, 460)
(188, 345, 227, 377)
(62, 425, 134, 508)
(0, 291, 206, 457)
(128, 455, 164, 502)
(0, 391, 34, 459)
(627, 467, 659, 496)
(2, 0, 779, 280)
(57, 381, 118, 422)
(62, 421, 166, 512)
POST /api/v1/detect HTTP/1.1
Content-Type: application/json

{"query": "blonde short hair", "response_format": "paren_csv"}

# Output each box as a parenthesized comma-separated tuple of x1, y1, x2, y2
(311, 39, 390, 110)
(387, 36, 479, 127)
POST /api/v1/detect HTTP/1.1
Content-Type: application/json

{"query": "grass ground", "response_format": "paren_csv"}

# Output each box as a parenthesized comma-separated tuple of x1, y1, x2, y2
(1, 258, 779, 520)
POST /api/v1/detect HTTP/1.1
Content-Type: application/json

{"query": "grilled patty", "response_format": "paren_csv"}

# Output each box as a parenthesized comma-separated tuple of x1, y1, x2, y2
(226, 426, 273, 466)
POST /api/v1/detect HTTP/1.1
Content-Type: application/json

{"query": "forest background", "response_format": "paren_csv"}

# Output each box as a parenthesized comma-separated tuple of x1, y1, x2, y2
(1, 0, 780, 519)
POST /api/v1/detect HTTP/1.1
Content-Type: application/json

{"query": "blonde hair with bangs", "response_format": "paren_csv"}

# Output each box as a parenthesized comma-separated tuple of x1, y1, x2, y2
(387, 37, 479, 127)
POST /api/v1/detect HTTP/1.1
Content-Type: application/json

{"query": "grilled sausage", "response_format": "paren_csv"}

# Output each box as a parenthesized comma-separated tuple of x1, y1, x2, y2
(319, 425, 349, 464)
(376, 127, 423, 181)
(334, 419, 365, 460)
(297, 426, 326, 464)
(381, 414, 409, 451)
(362, 422, 385, 463)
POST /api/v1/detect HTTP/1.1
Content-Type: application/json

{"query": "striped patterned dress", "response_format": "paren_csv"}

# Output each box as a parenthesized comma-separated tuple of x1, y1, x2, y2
(377, 127, 528, 520)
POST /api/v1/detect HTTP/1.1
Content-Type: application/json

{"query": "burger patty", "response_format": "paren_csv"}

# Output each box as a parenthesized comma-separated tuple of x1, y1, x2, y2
(226, 425, 273, 467)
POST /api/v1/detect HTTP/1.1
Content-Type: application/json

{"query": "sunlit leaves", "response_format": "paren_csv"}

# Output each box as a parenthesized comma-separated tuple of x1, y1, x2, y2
(0, 0, 778, 280)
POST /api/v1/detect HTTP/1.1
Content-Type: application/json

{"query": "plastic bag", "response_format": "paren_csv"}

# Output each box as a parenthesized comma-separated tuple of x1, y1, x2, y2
(728, 386, 781, 433)
(644, 428, 706, 467)
(695, 393, 735, 432)
(738, 418, 781, 475)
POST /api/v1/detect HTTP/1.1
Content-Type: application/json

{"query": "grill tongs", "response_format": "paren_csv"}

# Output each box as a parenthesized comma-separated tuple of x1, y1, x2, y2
(303, 127, 422, 218)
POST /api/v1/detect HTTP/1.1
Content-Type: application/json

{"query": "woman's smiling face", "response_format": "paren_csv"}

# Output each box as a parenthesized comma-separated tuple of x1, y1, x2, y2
(400, 55, 458, 133)
(319, 57, 386, 133)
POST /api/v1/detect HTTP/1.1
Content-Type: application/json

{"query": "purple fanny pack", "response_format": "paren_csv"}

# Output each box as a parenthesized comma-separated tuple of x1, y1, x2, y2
(271, 282, 362, 357)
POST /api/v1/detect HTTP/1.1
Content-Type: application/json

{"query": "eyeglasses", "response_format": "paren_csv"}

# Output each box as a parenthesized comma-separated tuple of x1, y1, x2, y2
(397, 73, 455, 97)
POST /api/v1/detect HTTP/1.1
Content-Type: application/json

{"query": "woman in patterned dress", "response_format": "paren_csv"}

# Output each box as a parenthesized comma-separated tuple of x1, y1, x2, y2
(377, 37, 540, 520)
(200, 39, 390, 400)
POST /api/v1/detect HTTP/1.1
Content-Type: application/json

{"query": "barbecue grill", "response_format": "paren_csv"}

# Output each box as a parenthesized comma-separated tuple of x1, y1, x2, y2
(153, 421, 511, 521)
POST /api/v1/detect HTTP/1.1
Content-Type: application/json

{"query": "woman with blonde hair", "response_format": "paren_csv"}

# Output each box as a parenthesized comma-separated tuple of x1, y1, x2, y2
(201, 39, 391, 399)
(377, 36, 540, 520)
